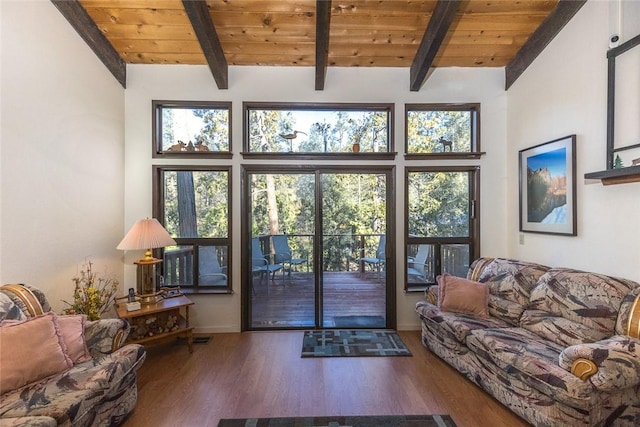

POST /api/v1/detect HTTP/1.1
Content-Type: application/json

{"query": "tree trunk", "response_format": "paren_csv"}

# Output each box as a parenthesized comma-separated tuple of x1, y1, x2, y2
(256, 110, 280, 235)
(177, 171, 197, 238)
(266, 174, 279, 235)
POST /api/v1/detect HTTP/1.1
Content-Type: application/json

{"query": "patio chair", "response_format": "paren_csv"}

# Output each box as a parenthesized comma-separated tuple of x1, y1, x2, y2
(198, 246, 228, 286)
(272, 234, 309, 280)
(407, 244, 432, 283)
(252, 237, 284, 287)
(360, 235, 386, 279)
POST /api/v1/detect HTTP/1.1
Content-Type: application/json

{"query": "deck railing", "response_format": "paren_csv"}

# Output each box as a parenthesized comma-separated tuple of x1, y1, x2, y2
(163, 234, 469, 285)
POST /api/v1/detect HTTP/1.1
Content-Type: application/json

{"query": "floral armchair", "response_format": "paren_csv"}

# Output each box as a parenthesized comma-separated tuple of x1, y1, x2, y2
(0, 284, 146, 426)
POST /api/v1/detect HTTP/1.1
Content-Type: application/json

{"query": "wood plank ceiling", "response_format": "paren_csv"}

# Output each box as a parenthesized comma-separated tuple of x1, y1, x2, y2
(52, 0, 587, 90)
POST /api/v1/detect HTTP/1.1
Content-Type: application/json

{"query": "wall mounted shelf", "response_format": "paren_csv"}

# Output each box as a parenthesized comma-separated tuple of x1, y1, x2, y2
(585, 165, 640, 185)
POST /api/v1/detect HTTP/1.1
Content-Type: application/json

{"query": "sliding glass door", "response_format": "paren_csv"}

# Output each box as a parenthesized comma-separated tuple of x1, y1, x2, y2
(320, 172, 388, 328)
(244, 167, 394, 330)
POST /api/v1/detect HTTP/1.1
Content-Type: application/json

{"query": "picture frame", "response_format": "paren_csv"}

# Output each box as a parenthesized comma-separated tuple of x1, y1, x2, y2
(519, 135, 576, 236)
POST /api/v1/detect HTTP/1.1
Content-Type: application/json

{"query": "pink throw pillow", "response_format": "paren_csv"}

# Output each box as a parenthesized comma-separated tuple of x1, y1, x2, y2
(0, 312, 73, 394)
(56, 314, 92, 364)
(437, 273, 489, 318)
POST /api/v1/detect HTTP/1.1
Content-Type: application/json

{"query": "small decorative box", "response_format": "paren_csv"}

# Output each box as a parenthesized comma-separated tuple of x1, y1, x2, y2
(126, 301, 141, 312)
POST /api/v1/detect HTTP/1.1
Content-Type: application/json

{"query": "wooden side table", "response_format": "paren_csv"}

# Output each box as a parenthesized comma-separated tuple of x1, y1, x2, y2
(115, 295, 194, 353)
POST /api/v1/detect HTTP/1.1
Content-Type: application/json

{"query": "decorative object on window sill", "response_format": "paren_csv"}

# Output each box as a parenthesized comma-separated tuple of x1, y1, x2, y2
(167, 140, 210, 152)
(438, 136, 453, 152)
(352, 141, 360, 152)
(614, 154, 624, 169)
(279, 130, 307, 140)
(279, 130, 307, 152)
(117, 218, 176, 305)
(62, 260, 119, 320)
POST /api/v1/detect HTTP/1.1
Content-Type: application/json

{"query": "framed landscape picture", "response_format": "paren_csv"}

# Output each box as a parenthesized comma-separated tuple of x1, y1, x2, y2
(519, 135, 576, 236)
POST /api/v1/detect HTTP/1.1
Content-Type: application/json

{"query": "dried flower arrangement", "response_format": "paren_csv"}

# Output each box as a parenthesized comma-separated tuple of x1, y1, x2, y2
(62, 260, 119, 321)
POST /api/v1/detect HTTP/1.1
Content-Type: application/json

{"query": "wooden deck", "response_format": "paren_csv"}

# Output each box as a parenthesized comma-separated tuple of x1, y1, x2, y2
(250, 271, 387, 329)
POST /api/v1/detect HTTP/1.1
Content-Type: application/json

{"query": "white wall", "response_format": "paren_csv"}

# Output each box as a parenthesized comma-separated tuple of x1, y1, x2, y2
(0, 1, 125, 311)
(507, 1, 640, 280)
(125, 65, 508, 331)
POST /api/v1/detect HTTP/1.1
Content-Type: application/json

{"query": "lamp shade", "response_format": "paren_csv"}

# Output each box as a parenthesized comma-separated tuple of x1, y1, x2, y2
(117, 218, 176, 256)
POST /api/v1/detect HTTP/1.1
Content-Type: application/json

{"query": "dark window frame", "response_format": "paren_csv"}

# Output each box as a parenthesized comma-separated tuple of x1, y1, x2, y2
(153, 165, 233, 294)
(404, 103, 482, 159)
(404, 166, 480, 292)
(242, 102, 396, 160)
(152, 100, 233, 159)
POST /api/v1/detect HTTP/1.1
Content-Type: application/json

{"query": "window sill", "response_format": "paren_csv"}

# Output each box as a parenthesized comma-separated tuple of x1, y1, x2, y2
(180, 288, 234, 295)
(241, 152, 398, 161)
(405, 152, 486, 160)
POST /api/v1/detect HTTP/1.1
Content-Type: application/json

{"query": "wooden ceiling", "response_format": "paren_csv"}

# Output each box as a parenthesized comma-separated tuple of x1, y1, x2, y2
(51, 0, 587, 90)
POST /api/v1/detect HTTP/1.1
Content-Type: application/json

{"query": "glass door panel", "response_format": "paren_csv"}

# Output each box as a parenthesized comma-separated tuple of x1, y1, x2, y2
(321, 173, 387, 328)
(249, 172, 315, 328)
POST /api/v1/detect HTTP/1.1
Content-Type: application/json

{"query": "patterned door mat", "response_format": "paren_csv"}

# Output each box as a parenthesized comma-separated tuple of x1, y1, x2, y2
(301, 330, 412, 357)
(333, 315, 385, 328)
(218, 415, 456, 426)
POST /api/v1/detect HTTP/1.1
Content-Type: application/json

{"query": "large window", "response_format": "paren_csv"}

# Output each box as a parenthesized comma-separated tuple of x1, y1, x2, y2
(152, 99, 233, 293)
(405, 167, 480, 291)
(243, 102, 394, 156)
(405, 103, 480, 157)
(153, 166, 232, 294)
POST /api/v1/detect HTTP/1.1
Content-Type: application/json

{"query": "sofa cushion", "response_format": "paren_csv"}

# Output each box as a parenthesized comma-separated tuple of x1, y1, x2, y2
(57, 314, 92, 364)
(485, 272, 539, 326)
(520, 309, 612, 348)
(468, 257, 550, 286)
(486, 272, 535, 306)
(487, 294, 525, 326)
(437, 274, 489, 318)
(416, 300, 509, 344)
(523, 268, 638, 347)
(467, 327, 595, 410)
(0, 312, 73, 394)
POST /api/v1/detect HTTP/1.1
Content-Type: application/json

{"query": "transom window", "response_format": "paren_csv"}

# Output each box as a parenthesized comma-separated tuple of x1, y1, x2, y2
(244, 102, 393, 154)
(153, 100, 231, 158)
(405, 103, 480, 156)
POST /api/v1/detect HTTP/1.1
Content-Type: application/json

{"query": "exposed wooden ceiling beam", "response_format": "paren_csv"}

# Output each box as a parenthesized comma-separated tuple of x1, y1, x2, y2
(182, 0, 228, 89)
(50, 0, 126, 88)
(315, 0, 332, 91)
(505, 0, 587, 90)
(409, 0, 462, 92)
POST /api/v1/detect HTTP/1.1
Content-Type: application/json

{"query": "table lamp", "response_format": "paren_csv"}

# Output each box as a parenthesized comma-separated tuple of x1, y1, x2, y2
(117, 218, 176, 304)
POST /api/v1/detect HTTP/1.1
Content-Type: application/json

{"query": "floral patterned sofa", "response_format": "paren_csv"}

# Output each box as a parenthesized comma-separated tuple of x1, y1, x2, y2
(415, 257, 640, 426)
(0, 284, 146, 426)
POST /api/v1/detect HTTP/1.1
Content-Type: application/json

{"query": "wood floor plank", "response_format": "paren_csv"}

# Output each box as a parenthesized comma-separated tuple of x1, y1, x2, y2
(122, 330, 530, 426)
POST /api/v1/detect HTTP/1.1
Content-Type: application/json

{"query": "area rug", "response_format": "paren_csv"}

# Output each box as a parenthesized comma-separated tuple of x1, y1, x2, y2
(301, 330, 412, 357)
(333, 315, 385, 328)
(217, 415, 456, 426)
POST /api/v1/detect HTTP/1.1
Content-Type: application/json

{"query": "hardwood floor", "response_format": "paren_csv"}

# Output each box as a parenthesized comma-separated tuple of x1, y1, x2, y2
(122, 331, 530, 427)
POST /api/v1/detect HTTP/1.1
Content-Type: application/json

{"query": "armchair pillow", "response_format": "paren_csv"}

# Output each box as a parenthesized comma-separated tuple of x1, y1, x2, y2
(437, 273, 489, 318)
(0, 312, 72, 394)
(57, 314, 92, 364)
